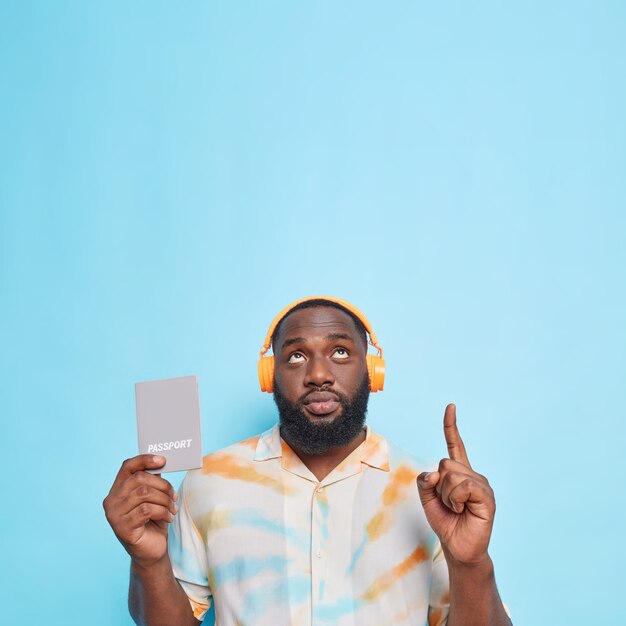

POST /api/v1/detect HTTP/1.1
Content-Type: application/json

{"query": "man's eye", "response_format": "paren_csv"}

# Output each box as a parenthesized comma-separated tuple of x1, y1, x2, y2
(333, 348, 349, 359)
(288, 353, 305, 364)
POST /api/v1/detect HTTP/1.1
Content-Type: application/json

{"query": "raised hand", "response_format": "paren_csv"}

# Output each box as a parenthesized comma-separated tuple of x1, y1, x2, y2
(103, 455, 179, 566)
(417, 404, 496, 566)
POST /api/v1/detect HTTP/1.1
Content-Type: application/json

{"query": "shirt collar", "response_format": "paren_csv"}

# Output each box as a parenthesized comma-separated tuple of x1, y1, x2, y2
(254, 422, 390, 476)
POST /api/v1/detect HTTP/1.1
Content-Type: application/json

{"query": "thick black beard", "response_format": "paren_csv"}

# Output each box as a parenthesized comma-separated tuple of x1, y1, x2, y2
(273, 374, 370, 455)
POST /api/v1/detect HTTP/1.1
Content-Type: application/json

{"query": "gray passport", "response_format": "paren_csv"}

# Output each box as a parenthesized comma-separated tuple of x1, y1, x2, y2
(135, 375, 203, 474)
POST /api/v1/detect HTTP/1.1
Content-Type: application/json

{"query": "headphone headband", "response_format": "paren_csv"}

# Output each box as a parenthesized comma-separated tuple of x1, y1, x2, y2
(260, 295, 382, 358)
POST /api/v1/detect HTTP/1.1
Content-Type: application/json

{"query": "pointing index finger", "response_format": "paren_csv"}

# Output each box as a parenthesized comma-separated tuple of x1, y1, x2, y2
(443, 403, 471, 468)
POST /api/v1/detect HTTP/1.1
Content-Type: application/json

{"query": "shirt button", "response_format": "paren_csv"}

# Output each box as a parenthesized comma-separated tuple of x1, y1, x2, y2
(316, 548, 322, 558)
(316, 486, 324, 494)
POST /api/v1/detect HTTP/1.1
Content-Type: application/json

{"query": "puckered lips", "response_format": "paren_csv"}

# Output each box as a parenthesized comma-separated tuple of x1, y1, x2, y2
(302, 390, 341, 416)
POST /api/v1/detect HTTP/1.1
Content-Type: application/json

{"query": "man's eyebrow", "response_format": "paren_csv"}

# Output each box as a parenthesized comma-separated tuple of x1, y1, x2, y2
(327, 332, 354, 342)
(281, 336, 307, 350)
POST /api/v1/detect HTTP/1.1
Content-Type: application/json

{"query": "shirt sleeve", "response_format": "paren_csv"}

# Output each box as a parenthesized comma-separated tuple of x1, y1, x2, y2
(427, 539, 450, 626)
(168, 475, 213, 622)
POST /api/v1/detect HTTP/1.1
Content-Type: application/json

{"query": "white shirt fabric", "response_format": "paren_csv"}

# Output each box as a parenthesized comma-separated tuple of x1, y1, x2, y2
(169, 423, 450, 625)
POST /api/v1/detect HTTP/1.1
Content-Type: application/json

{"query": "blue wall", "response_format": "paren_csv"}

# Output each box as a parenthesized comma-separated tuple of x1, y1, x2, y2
(1, 2, 624, 624)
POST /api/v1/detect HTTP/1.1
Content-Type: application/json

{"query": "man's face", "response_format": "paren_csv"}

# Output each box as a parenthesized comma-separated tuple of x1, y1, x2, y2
(272, 306, 371, 454)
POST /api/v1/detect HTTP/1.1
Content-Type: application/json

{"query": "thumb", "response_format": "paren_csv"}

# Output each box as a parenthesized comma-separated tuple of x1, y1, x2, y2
(416, 471, 440, 508)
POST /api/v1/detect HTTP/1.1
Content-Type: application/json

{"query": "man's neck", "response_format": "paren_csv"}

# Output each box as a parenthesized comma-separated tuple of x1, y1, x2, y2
(281, 427, 367, 482)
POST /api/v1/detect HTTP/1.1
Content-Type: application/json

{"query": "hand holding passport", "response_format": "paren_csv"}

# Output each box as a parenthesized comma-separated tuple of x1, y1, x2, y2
(102, 375, 203, 570)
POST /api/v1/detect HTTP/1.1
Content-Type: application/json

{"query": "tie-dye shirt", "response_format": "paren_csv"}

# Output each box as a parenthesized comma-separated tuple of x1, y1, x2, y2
(168, 423, 450, 625)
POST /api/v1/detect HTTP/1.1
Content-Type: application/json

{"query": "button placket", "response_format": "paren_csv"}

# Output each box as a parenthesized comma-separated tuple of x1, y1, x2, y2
(311, 481, 329, 613)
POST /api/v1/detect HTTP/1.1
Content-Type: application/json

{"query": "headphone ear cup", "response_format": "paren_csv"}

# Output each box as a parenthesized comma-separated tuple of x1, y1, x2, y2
(258, 356, 275, 393)
(366, 354, 385, 392)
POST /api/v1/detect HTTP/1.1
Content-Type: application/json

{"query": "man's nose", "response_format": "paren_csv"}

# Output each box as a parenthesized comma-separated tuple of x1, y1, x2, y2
(303, 354, 335, 388)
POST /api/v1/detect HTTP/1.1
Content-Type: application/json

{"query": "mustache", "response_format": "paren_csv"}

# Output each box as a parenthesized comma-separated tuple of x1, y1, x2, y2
(297, 386, 346, 405)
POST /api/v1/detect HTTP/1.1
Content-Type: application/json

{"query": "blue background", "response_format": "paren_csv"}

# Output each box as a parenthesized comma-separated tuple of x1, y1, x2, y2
(1, 2, 624, 624)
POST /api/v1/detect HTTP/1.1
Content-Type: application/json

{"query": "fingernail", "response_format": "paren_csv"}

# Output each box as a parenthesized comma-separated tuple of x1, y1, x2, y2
(422, 472, 431, 482)
(152, 455, 165, 464)
(173, 491, 178, 502)
(168, 512, 174, 521)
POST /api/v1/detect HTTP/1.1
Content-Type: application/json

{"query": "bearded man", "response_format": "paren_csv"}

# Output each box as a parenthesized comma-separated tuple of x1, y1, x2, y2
(104, 297, 512, 626)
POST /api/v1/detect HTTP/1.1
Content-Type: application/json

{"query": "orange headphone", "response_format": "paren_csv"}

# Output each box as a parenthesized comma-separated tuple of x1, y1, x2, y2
(258, 296, 385, 393)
